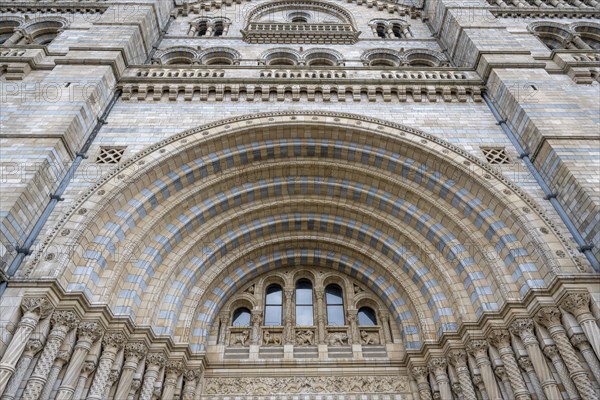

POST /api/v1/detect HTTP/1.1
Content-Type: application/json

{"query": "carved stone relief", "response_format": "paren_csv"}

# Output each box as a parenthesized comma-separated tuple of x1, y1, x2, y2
(203, 376, 409, 394)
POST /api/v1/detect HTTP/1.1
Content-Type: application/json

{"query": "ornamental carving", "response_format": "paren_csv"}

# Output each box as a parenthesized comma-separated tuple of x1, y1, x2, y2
(21, 296, 54, 318)
(51, 310, 80, 330)
(560, 292, 591, 317)
(82, 360, 97, 375)
(183, 369, 201, 382)
(467, 340, 489, 357)
(488, 329, 512, 349)
(204, 376, 408, 394)
(102, 331, 127, 350)
(447, 350, 468, 367)
(518, 356, 534, 371)
(535, 307, 563, 328)
(543, 345, 560, 359)
(510, 319, 535, 338)
(262, 329, 282, 346)
(570, 333, 589, 348)
(428, 357, 448, 373)
(326, 332, 349, 346)
(57, 350, 71, 363)
(494, 366, 506, 379)
(125, 342, 148, 360)
(25, 339, 44, 355)
(166, 360, 186, 375)
(231, 329, 250, 346)
(77, 321, 104, 342)
(145, 352, 167, 367)
(295, 329, 314, 346)
(360, 330, 380, 345)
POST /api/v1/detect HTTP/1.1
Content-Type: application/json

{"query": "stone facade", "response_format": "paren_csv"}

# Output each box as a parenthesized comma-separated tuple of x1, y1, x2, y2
(0, 0, 599, 398)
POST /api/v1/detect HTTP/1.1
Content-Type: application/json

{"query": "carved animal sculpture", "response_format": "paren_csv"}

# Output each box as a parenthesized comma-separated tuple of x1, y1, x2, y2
(327, 332, 349, 346)
(263, 330, 282, 345)
(232, 330, 249, 346)
(360, 330, 379, 345)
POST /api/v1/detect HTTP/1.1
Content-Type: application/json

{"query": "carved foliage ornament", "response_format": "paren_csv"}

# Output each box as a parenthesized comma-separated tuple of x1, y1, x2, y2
(21, 297, 54, 319)
(102, 331, 127, 350)
(488, 329, 512, 349)
(125, 342, 148, 360)
(535, 307, 563, 329)
(77, 321, 104, 342)
(561, 292, 591, 317)
(204, 376, 408, 394)
(51, 310, 80, 330)
(146, 352, 167, 367)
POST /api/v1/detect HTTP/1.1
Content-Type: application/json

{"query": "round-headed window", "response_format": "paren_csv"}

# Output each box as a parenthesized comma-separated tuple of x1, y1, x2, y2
(358, 307, 377, 326)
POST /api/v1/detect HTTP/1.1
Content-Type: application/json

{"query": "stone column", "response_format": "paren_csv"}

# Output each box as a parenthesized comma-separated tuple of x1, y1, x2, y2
(1, 30, 24, 46)
(561, 292, 600, 357)
(181, 370, 200, 400)
(218, 313, 228, 345)
(427, 358, 451, 399)
(347, 310, 359, 344)
(0, 296, 54, 393)
(315, 288, 327, 344)
(448, 350, 478, 400)
(283, 288, 294, 344)
(139, 353, 166, 400)
(571, 35, 592, 49)
(493, 367, 512, 400)
(545, 345, 581, 400)
(571, 334, 600, 384)
(102, 371, 120, 400)
(86, 331, 127, 400)
(412, 366, 433, 400)
(518, 356, 546, 400)
(22, 311, 79, 400)
(510, 318, 562, 400)
(488, 329, 530, 400)
(535, 307, 598, 400)
(114, 342, 148, 400)
(379, 310, 392, 343)
(473, 375, 488, 400)
(73, 360, 97, 400)
(40, 351, 71, 400)
(467, 340, 502, 400)
(1, 338, 44, 400)
(55, 321, 104, 400)
(161, 360, 184, 400)
(250, 311, 262, 346)
(127, 378, 142, 400)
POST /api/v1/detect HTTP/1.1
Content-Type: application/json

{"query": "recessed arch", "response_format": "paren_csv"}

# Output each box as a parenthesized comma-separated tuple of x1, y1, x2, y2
(26, 112, 579, 355)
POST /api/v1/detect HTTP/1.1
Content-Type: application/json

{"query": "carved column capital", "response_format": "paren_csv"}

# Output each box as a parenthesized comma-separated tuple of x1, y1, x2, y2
(447, 349, 468, 367)
(560, 292, 591, 318)
(518, 356, 534, 372)
(250, 311, 262, 325)
(82, 360, 97, 375)
(165, 360, 185, 376)
(145, 352, 166, 368)
(21, 296, 54, 319)
(452, 382, 463, 395)
(51, 310, 80, 330)
(315, 289, 325, 300)
(57, 350, 71, 363)
(183, 369, 200, 383)
(428, 357, 448, 374)
(570, 333, 590, 349)
(543, 345, 560, 360)
(411, 366, 430, 383)
(535, 307, 563, 329)
(108, 370, 120, 384)
(494, 366, 506, 380)
(77, 321, 104, 342)
(510, 318, 537, 344)
(488, 329, 512, 350)
(102, 331, 127, 351)
(25, 338, 44, 355)
(467, 339, 489, 358)
(124, 342, 148, 361)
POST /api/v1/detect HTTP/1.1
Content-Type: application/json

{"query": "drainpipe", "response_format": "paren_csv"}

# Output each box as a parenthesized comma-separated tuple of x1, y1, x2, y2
(145, 14, 176, 64)
(0, 89, 122, 299)
(482, 91, 599, 272)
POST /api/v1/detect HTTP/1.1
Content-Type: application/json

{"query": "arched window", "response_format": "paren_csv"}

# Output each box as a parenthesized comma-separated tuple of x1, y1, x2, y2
(392, 24, 403, 38)
(197, 21, 208, 36)
(358, 307, 377, 326)
(295, 279, 314, 326)
(213, 21, 224, 37)
(232, 307, 251, 326)
(376, 23, 387, 38)
(264, 284, 283, 326)
(325, 284, 344, 326)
